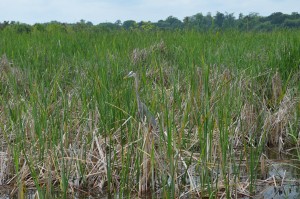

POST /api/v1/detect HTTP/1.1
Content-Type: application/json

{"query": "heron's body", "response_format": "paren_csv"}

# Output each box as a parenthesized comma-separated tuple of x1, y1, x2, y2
(124, 71, 156, 128)
(124, 71, 157, 195)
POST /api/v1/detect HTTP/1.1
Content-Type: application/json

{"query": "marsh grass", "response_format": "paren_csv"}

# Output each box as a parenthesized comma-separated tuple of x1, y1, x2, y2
(0, 30, 300, 198)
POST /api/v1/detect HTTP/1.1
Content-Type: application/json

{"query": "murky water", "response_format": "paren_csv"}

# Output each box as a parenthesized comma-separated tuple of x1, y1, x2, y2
(254, 148, 300, 199)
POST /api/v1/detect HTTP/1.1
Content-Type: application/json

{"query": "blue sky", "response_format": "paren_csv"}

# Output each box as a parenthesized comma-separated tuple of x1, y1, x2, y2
(0, 0, 299, 24)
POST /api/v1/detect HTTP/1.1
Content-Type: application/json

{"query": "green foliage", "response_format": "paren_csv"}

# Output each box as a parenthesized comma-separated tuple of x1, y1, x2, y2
(0, 21, 9, 30)
(283, 19, 300, 28)
(266, 12, 287, 25)
(139, 21, 155, 31)
(32, 23, 46, 32)
(45, 21, 67, 33)
(3, 22, 32, 33)
(123, 20, 138, 30)
(215, 11, 225, 28)
(1, 12, 300, 34)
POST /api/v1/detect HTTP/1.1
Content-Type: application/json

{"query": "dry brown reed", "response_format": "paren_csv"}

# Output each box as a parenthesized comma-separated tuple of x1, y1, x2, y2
(131, 40, 166, 65)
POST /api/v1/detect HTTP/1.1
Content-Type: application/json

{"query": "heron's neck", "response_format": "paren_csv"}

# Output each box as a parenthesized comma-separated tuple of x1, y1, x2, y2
(134, 75, 140, 103)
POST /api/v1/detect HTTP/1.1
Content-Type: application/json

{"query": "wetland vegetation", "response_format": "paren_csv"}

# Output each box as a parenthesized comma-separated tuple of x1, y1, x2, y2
(0, 28, 300, 198)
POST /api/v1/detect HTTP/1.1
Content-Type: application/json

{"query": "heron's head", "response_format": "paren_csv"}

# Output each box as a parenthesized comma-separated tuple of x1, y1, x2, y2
(124, 71, 136, 79)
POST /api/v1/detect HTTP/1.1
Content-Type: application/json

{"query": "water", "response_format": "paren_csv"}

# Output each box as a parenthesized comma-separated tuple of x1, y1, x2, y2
(254, 148, 300, 199)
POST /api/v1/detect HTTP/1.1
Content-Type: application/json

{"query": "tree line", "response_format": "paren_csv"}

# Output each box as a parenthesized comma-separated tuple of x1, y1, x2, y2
(1, 12, 300, 33)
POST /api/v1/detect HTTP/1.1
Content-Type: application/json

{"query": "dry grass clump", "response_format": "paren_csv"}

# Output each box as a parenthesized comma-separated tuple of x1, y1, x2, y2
(0, 54, 13, 85)
(0, 92, 109, 196)
(0, 54, 24, 83)
(264, 90, 298, 149)
(238, 103, 258, 143)
(0, 152, 9, 186)
(132, 48, 148, 65)
(0, 54, 28, 99)
(262, 71, 299, 151)
(131, 40, 166, 65)
(146, 61, 174, 89)
(0, 54, 11, 72)
(2, 123, 109, 196)
(233, 69, 299, 151)
(271, 71, 283, 104)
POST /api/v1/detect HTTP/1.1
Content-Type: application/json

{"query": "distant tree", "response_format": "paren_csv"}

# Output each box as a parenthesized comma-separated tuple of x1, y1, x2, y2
(283, 19, 300, 28)
(290, 12, 300, 19)
(240, 12, 261, 31)
(154, 16, 183, 30)
(86, 21, 93, 26)
(115, 20, 122, 26)
(238, 13, 244, 20)
(72, 19, 93, 32)
(184, 13, 212, 30)
(96, 22, 120, 31)
(139, 21, 155, 31)
(237, 13, 244, 29)
(214, 12, 225, 28)
(0, 21, 9, 30)
(165, 16, 183, 29)
(123, 20, 137, 30)
(45, 22, 67, 33)
(192, 13, 205, 30)
(255, 21, 273, 31)
(223, 12, 236, 29)
(16, 23, 32, 33)
(2, 11, 300, 33)
(156, 20, 170, 29)
(267, 12, 287, 25)
(4, 22, 32, 33)
(32, 23, 46, 32)
(183, 16, 190, 28)
(204, 12, 214, 30)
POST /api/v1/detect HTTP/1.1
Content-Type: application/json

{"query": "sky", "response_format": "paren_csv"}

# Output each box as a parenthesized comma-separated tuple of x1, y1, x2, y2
(0, 0, 299, 25)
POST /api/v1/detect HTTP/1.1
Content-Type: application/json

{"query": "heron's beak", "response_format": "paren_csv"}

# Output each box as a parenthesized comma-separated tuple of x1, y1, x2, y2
(123, 75, 129, 79)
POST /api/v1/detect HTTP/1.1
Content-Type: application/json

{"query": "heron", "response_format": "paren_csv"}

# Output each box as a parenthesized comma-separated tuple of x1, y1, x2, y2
(124, 71, 157, 129)
(124, 71, 157, 195)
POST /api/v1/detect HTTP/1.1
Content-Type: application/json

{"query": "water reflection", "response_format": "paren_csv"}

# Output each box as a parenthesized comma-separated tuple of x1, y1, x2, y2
(255, 148, 300, 199)
(262, 185, 300, 199)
